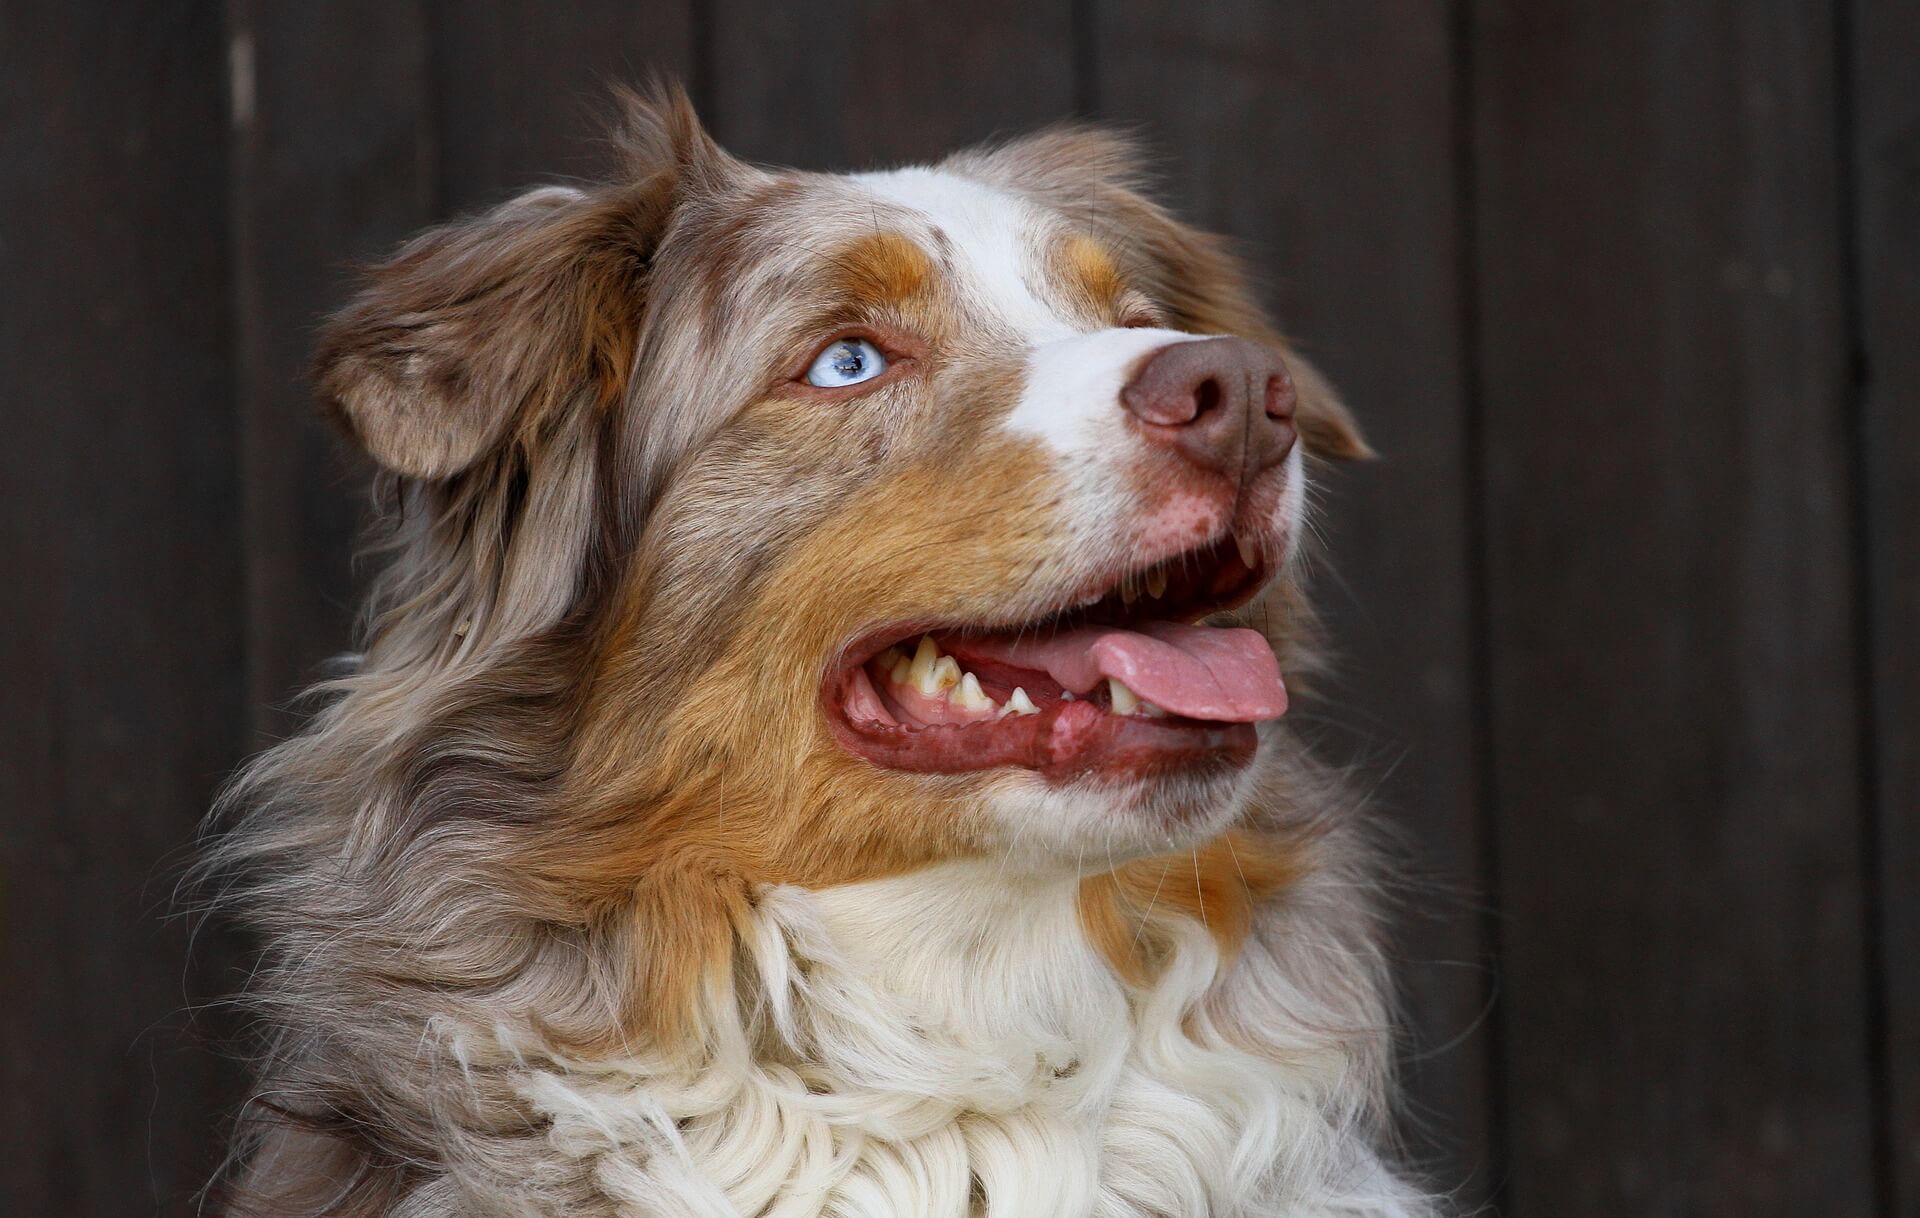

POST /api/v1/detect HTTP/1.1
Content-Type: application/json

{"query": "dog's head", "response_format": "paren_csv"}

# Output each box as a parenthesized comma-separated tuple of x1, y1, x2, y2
(312, 86, 1363, 1032)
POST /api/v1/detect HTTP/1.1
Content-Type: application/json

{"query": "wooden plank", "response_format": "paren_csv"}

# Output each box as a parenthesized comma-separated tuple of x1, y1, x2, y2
(228, 0, 434, 737)
(1471, 2, 1874, 1212)
(706, 0, 1074, 168)
(1852, 0, 1920, 1206)
(429, 0, 697, 212)
(1094, 4, 1493, 1204)
(0, 5, 247, 1215)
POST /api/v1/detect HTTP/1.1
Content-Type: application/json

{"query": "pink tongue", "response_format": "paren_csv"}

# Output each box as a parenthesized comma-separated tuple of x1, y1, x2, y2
(965, 623, 1287, 722)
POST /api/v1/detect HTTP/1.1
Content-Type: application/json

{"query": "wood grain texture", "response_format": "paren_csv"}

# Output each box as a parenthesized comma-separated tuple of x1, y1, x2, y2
(229, 0, 435, 738)
(1471, 1, 1874, 1212)
(428, 0, 697, 213)
(0, 4, 247, 1214)
(1853, 0, 1920, 1207)
(706, 0, 1074, 169)
(1094, 3, 1492, 1203)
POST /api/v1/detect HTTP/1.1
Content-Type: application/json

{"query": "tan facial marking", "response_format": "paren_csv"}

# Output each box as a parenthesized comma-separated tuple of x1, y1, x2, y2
(831, 230, 937, 310)
(1052, 232, 1128, 322)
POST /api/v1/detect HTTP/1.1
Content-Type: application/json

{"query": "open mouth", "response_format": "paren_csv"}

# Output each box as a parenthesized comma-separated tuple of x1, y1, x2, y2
(825, 533, 1287, 780)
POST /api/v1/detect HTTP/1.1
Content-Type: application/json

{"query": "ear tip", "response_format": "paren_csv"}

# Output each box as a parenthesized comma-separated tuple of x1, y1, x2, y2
(1295, 410, 1375, 463)
(318, 365, 484, 481)
(1308, 438, 1378, 463)
(609, 75, 740, 191)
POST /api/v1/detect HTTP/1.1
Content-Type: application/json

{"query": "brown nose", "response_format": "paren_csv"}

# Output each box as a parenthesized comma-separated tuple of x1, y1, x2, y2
(1120, 336, 1296, 484)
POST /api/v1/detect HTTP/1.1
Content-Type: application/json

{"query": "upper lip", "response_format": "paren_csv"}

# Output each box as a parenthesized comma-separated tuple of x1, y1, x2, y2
(841, 525, 1276, 672)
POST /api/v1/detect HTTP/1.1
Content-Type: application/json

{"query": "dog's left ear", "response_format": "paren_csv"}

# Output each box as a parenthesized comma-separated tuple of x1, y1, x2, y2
(951, 127, 1373, 462)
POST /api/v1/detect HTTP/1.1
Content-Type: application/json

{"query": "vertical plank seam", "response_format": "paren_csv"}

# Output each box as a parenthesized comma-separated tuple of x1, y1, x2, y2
(1831, 0, 1893, 1209)
(222, 0, 266, 745)
(212, 0, 257, 1200)
(1451, 0, 1512, 1209)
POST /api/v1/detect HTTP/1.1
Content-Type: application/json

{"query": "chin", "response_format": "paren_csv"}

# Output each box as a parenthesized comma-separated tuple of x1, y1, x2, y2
(977, 750, 1264, 871)
(200, 82, 1434, 1218)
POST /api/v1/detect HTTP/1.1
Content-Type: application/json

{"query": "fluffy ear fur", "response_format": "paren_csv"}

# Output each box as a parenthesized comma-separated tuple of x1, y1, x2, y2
(313, 182, 663, 480)
(314, 83, 739, 481)
(950, 128, 1373, 462)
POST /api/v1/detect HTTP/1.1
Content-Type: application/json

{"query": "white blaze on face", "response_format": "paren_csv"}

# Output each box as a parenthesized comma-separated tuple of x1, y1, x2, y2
(1006, 327, 1208, 457)
(852, 167, 1072, 341)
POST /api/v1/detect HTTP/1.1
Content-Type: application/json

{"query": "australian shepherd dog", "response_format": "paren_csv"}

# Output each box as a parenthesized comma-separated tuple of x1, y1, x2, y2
(201, 84, 1434, 1217)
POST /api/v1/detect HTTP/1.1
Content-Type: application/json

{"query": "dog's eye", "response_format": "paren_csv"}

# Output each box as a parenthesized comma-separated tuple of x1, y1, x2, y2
(805, 338, 888, 388)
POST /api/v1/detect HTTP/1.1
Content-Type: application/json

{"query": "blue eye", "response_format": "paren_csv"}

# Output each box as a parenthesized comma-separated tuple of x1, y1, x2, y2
(805, 338, 889, 388)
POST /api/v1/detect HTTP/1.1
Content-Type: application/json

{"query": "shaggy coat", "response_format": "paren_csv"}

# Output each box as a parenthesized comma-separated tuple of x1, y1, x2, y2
(200, 86, 1435, 1218)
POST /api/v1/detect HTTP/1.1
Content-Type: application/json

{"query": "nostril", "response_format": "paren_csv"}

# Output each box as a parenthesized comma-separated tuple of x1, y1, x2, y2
(1264, 373, 1296, 420)
(1193, 377, 1223, 419)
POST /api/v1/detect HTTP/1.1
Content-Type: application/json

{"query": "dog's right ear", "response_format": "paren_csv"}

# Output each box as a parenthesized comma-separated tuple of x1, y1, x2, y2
(315, 84, 741, 480)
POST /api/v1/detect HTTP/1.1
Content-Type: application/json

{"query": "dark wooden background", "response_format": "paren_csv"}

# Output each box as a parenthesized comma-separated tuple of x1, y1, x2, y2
(1, 2, 1912, 1215)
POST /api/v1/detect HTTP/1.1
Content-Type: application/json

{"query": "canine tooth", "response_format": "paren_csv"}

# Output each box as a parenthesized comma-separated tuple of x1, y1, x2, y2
(907, 636, 941, 690)
(1235, 533, 1261, 569)
(922, 655, 962, 696)
(1120, 578, 1137, 605)
(999, 687, 1040, 717)
(1061, 690, 1075, 701)
(1146, 568, 1168, 598)
(952, 671, 994, 712)
(1141, 701, 1167, 718)
(873, 646, 904, 672)
(890, 654, 912, 684)
(1107, 678, 1141, 716)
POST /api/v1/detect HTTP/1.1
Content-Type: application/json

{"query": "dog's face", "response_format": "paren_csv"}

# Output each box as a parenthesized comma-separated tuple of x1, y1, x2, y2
(317, 94, 1363, 928)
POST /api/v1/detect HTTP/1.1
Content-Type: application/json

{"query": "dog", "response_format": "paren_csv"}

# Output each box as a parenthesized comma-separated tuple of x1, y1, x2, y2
(202, 84, 1433, 1217)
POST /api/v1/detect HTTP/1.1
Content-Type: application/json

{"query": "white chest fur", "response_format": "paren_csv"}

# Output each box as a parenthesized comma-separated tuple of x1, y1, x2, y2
(517, 861, 1428, 1218)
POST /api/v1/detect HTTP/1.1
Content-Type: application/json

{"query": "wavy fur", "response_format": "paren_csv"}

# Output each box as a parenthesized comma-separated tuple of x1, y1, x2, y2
(197, 84, 1435, 1217)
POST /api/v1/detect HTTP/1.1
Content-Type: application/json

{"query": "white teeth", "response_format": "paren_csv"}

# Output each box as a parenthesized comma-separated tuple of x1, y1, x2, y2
(1107, 678, 1141, 716)
(998, 687, 1039, 717)
(1145, 567, 1168, 598)
(1061, 690, 1075, 701)
(1235, 533, 1261, 570)
(1140, 701, 1167, 718)
(951, 671, 994, 712)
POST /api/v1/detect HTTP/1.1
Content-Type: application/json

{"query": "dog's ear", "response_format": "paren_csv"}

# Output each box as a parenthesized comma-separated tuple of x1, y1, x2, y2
(314, 84, 745, 480)
(314, 183, 661, 479)
(1282, 356, 1372, 462)
(951, 127, 1372, 462)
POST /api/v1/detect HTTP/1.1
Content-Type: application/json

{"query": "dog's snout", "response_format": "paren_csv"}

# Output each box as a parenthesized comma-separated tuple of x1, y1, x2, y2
(1120, 337, 1297, 482)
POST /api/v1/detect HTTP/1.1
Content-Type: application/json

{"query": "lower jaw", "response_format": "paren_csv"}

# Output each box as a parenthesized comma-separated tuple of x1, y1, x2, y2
(827, 695, 1259, 783)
